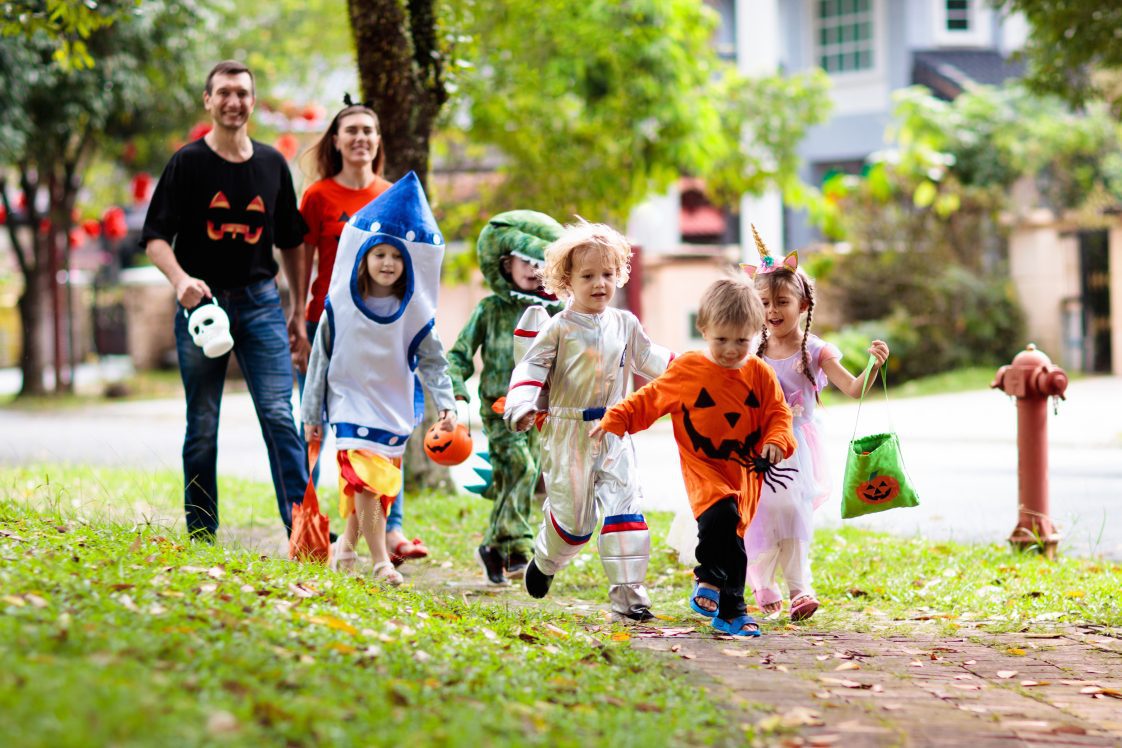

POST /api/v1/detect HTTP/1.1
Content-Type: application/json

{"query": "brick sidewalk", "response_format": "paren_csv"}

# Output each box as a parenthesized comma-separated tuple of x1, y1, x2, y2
(633, 624, 1122, 746)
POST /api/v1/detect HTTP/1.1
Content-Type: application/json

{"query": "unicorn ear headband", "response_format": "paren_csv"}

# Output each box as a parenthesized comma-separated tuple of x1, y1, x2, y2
(740, 223, 798, 278)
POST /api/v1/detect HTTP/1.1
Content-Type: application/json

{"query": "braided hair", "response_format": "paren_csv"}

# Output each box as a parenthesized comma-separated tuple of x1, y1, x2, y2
(749, 225, 818, 392)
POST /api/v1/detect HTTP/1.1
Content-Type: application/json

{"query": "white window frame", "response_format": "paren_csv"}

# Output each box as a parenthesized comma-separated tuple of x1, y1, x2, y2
(805, 0, 888, 114)
(933, 0, 993, 48)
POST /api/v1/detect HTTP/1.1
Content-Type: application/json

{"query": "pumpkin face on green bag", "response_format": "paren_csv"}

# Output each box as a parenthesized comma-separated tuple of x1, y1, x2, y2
(856, 472, 900, 504)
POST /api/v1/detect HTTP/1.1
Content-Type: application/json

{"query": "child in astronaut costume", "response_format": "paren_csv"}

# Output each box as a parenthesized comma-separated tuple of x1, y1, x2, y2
(504, 222, 672, 622)
(300, 172, 457, 585)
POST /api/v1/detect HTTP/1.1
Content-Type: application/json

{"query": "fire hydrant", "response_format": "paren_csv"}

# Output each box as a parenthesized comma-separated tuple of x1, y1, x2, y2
(991, 344, 1069, 559)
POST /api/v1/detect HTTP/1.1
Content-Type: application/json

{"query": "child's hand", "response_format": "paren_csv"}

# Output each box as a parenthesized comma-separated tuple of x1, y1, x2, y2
(588, 421, 606, 443)
(761, 443, 784, 464)
(513, 411, 537, 432)
(868, 339, 890, 366)
(304, 423, 323, 442)
(437, 409, 456, 431)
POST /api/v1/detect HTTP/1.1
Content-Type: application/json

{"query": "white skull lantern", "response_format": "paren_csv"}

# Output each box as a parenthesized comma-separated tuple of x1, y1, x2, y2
(186, 300, 234, 358)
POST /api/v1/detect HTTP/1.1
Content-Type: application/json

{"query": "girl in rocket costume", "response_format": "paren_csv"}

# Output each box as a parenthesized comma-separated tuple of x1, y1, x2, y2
(504, 222, 673, 622)
(301, 172, 456, 583)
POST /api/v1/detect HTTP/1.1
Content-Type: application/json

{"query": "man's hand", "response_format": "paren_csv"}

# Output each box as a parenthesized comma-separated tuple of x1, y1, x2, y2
(288, 314, 310, 373)
(175, 277, 212, 309)
(304, 423, 323, 441)
(761, 443, 784, 464)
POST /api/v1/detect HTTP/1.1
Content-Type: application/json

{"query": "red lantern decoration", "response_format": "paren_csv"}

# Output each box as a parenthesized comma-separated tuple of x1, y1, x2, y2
(82, 218, 102, 238)
(69, 229, 86, 249)
(38, 218, 51, 235)
(0, 205, 6, 225)
(301, 103, 326, 122)
(187, 122, 212, 141)
(423, 422, 473, 466)
(275, 133, 300, 161)
(103, 207, 128, 241)
(131, 173, 152, 204)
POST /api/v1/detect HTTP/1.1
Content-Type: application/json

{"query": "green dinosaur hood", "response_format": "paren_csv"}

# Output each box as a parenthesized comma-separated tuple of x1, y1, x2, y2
(477, 210, 564, 306)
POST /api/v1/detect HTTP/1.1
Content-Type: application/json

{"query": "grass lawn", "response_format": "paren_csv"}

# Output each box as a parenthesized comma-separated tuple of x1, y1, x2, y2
(3, 463, 1120, 746)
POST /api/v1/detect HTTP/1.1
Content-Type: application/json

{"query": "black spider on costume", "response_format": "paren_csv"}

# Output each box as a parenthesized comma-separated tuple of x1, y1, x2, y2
(745, 453, 799, 492)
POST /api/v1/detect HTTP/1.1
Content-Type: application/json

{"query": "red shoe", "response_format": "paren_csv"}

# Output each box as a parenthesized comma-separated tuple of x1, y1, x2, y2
(790, 594, 820, 622)
(389, 537, 430, 567)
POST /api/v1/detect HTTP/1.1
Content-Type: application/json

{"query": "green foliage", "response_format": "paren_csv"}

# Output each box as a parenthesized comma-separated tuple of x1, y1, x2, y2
(996, 1, 1122, 114)
(0, 0, 132, 70)
(823, 252, 1025, 383)
(456, 0, 831, 226)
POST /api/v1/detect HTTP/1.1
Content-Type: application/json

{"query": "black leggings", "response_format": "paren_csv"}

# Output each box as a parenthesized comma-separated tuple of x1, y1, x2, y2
(693, 496, 747, 619)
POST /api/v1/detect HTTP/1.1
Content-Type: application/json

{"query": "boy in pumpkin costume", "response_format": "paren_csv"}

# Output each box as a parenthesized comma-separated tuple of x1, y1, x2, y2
(446, 210, 565, 585)
(592, 279, 796, 636)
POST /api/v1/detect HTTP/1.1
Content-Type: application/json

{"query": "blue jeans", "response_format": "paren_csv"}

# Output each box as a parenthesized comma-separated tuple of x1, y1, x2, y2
(175, 280, 308, 538)
(299, 318, 404, 533)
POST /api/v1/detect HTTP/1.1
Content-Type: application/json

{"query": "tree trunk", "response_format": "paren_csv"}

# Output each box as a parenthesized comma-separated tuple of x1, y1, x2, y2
(16, 267, 47, 397)
(347, 0, 447, 186)
(348, 0, 452, 490)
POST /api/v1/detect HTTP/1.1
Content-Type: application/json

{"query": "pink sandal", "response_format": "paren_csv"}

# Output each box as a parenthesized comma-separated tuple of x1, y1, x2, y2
(790, 594, 820, 622)
(389, 537, 430, 567)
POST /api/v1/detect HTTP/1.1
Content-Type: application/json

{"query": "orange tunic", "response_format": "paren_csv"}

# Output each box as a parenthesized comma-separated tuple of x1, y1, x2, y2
(599, 351, 796, 536)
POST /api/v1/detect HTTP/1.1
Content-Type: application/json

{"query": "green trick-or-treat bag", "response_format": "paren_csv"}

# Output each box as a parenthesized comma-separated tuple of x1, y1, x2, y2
(841, 354, 919, 519)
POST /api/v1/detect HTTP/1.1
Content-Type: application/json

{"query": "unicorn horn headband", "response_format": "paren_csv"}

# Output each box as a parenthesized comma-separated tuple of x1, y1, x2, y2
(740, 223, 798, 279)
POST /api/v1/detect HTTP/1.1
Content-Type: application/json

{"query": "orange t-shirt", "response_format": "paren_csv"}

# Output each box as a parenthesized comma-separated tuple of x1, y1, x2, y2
(299, 175, 392, 322)
(600, 351, 796, 536)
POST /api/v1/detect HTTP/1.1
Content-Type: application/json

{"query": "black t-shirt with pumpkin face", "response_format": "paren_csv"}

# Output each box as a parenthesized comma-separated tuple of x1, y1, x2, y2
(141, 139, 308, 291)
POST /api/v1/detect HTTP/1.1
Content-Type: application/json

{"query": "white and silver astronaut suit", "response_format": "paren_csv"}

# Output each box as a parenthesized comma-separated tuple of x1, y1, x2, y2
(504, 305, 672, 617)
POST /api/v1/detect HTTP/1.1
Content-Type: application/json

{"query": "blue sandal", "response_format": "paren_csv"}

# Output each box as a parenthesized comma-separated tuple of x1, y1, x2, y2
(712, 614, 762, 637)
(689, 583, 720, 618)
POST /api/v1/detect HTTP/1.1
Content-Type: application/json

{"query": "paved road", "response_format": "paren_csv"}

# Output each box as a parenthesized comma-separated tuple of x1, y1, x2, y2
(2, 376, 1120, 558)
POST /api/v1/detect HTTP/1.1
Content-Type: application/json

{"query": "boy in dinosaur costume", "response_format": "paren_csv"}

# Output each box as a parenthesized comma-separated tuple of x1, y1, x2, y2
(447, 210, 564, 585)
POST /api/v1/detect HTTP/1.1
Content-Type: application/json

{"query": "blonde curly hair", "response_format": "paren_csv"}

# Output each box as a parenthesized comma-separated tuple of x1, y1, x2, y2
(540, 221, 632, 297)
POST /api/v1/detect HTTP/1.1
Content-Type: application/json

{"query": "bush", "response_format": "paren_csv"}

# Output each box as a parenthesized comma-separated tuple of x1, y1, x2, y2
(821, 254, 1024, 384)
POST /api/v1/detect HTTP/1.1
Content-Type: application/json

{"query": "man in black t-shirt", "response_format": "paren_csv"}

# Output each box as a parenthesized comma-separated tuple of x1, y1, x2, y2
(142, 60, 310, 541)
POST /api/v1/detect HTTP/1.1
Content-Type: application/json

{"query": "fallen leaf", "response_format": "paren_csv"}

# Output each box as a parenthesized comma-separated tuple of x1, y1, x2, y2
(812, 691, 832, 699)
(808, 735, 839, 746)
(207, 566, 225, 579)
(835, 661, 861, 672)
(24, 594, 48, 608)
(670, 644, 681, 653)
(816, 655, 831, 661)
(963, 659, 977, 665)
(2, 595, 26, 607)
(721, 648, 751, 658)
(953, 674, 974, 680)
(951, 683, 981, 691)
(308, 615, 358, 635)
(206, 711, 238, 735)
(543, 623, 568, 639)
(1021, 680, 1050, 687)
(680, 653, 695, 660)
(480, 627, 498, 641)
(610, 631, 631, 642)
(288, 583, 318, 598)
(909, 661, 924, 668)
(117, 594, 139, 612)
(199, 583, 218, 594)
(846, 588, 868, 597)
(996, 670, 1017, 679)
(128, 535, 143, 553)
(1064, 590, 1085, 599)
(1005, 647, 1026, 656)
(413, 650, 431, 663)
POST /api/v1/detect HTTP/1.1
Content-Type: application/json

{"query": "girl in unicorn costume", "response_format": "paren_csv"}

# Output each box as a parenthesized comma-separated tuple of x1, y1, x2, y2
(301, 172, 457, 585)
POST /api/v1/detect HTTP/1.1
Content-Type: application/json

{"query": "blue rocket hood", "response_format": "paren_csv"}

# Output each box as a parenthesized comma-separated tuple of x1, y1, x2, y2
(350, 170, 443, 248)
